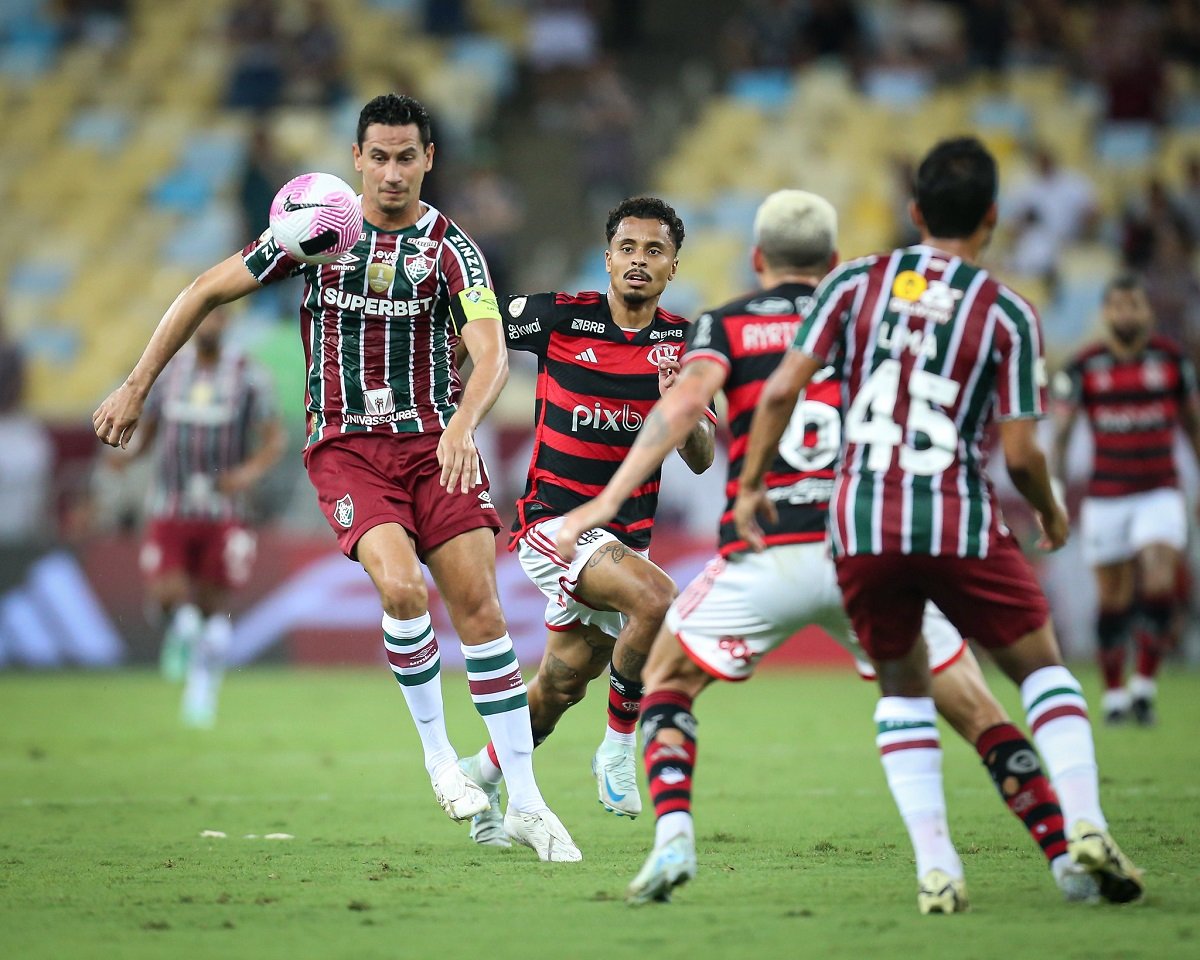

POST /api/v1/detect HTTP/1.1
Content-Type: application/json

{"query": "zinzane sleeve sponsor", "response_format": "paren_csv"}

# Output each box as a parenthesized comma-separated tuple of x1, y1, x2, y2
(241, 228, 305, 285)
(440, 222, 500, 335)
(993, 289, 1047, 420)
(793, 265, 857, 363)
(499, 292, 557, 354)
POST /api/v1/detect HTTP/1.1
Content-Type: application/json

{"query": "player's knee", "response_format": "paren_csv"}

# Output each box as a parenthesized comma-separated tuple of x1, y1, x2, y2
(376, 574, 429, 620)
(454, 600, 507, 645)
(637, 573, 677, 624)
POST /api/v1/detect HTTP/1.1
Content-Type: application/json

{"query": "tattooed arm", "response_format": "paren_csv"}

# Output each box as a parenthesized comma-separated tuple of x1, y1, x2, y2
(555, 359, 726, 559)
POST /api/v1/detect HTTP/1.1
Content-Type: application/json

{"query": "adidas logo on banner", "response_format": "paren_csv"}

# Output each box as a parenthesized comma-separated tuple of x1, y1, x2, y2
(575, 348, 599, 363)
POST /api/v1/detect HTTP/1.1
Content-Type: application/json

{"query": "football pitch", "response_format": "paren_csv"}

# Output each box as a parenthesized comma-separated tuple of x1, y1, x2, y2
(1, 666, 1196, 960)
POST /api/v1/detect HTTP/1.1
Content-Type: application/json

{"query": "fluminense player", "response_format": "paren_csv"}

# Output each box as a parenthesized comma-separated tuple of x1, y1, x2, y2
(126, 308, 283, 728)
(735, 139, 1143, 911)
(557, 190, 1100, 907)
(458, 198, 715, 845)
(1051, 273, 1200, 725)
(92, 93, 579, 861)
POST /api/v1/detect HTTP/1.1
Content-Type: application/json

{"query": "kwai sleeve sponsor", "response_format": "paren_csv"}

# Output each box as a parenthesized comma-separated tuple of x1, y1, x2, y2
(242, 228, 305, 285)
(499, 292, 559, 354)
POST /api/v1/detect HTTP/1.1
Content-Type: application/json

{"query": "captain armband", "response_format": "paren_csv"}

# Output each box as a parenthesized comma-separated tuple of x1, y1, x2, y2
(451, 285, 501, 333)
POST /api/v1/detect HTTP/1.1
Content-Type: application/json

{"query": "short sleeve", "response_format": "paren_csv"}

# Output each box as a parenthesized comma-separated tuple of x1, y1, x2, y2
(993, 291, 1047, 420)
(242, 228, 305, 286)
(499, 292, 560, 355)
(793, 263, 859, 363)
(681, 310, 732, 375)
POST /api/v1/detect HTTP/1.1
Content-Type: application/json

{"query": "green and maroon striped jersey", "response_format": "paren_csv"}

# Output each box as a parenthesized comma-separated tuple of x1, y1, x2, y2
(242, 203, 493, 447)
(794, 244, 1047, 559)
(144, 348, 274, 521)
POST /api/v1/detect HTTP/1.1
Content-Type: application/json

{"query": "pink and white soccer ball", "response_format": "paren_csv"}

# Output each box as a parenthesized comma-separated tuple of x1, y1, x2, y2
(269, 172, 363, 264)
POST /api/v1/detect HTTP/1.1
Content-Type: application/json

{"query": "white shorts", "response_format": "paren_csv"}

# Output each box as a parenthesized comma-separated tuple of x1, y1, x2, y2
(516, 516, 648, 641)
(665, 542, 966, 682)
(1079, 488, 1188, 566)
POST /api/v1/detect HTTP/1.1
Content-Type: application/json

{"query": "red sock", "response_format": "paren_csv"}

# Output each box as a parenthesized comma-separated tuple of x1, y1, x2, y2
(607, 666, 643, 736)
(1136, 598, 1172, 679)
(977, 723, 1068, 865)
(1097, 647, 1125, 690)
(639, 690, 696, 819)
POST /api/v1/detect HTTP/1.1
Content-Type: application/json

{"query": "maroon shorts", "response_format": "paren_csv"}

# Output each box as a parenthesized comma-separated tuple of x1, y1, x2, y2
(140, 517, 257, 589)
(835, 533, 1050, 661)
(303, 432, 502, 560)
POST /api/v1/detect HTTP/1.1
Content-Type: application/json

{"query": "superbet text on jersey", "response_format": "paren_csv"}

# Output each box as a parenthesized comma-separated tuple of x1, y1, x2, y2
(242, 204, 494, 447)
(796, 245, 1047, 560)
(683, 282, 836, 556)
(504, 291, 716, 551)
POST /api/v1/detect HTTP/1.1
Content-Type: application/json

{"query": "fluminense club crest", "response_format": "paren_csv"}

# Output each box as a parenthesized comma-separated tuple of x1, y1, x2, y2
(334, 494, 354, 528)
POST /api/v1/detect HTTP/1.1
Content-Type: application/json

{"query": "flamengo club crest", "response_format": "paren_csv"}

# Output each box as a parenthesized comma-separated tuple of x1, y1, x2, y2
(334, 494, 354, 528)
(1142, 358, 1167, 391)
(405, 236, 439, 285)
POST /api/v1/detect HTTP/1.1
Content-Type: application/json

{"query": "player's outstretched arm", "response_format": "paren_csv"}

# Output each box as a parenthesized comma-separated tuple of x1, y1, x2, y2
(555, 359, 725, 560)
(92, 255, 260, 448)
(440, 314, 508, 493)
(999, 417, 1068, 551)
(1048, 396, 1078, 505)
(733, 349, 822, 551)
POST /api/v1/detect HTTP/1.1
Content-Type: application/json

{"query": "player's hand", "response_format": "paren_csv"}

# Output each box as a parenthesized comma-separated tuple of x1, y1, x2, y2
(658, 359, 681, 397)
(733, 482, 777, 553)
(92, 383, 145, 449)
(437, 419, 481, 494)
(555, 501, 614, 562)
(1036, 501, 1069, 552)
(217, 464, 257, 495)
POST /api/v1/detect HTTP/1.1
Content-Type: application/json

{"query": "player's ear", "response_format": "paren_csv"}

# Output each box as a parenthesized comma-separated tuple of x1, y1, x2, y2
(751, 246, 765, 275)
(668, 257, 678, 281)
(982, 201, 998, 230)
(604, 248, 612, 275)
(424, 141, 435, 171)
(908, 199, 924, 232)
(352, 142, 363, 173)
(828, 250, 840, 271)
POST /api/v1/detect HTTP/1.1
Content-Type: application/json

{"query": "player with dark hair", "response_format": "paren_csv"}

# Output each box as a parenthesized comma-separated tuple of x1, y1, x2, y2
(93, 92, 580, 861)
(733, 138, 1143, 911)
(457, 197, 716, 845)
(1052, 272, 1200, 725)
(557, 189, 1102, 907)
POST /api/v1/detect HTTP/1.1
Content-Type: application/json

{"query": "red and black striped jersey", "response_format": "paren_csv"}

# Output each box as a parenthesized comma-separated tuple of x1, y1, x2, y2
(503, 290, 716, 550)
(242, 203, 491, 448)
(684, 282, 838, 556)
(1056, 334, 1199, 497)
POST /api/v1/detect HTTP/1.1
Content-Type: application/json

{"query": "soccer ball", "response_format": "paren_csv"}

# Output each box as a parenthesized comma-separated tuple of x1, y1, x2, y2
(268, 172, 363, 264)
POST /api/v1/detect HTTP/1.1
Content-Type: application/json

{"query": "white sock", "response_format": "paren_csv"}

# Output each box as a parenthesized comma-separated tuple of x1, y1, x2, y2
(603, 729, 637, 748)
(1021, 666, 1106, 830)
(1128, 673, 1156, 699)
(182, 614, 231, 726)
(169, 603, 203, 643)
(462, 635, 546, 814)
(383, 613, 455, 778)
(655, 810, 694, 848)
(874, 696, 962, 880)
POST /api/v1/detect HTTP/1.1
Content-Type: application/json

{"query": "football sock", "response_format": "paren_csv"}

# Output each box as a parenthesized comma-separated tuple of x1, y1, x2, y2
(640, 690, 697, 847)
(162, 603, 203, 681)
(475, 743, 504, 786)
(1135, 597, 1171, 682)
(462, 636, 546, 814)
(1096, 607, 1131, 690)
(383, 613, 455, 778)
(605, 664, 643, 747)
(1021, 666, 1106, 830)
(875, 697, 962, 880)
(181, 613, 232, 727)
(976, 723, 1067, 866)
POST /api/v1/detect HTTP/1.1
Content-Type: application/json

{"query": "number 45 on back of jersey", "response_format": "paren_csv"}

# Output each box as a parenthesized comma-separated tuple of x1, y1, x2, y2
(845, 359, 961, 476)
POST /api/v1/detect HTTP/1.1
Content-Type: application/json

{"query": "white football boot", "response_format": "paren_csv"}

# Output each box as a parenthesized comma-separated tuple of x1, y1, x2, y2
(458, 755, 510, 847)
(592, 740, 642, 818)
(431, 764, 490, 822)
(626, 832, 697, 905)
(503, 807, 582, 862)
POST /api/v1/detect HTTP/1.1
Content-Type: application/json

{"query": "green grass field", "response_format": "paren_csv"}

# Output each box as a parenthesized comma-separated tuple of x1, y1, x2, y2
(1, 666, 1197, 960)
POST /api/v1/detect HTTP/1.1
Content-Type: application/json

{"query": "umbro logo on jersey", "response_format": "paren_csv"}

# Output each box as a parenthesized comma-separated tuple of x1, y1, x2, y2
(282, 195, 336, 213)
(575, 348, 599, 364)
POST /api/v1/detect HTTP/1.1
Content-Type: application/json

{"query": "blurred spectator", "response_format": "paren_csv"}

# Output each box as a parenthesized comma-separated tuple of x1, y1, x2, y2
(576, 59, 638, 217)
(0, 315, 53, 544)
(1005, 145, 1098, 280)
(1164, 0, 1200, 64)
(1141, 219, 1200, 362)
(283, 0, 348, 108)
(798, 0, 863, 67)
(237, 126, 290, 242)
(874, 0, 963, 70)
(224, 0, 285, 111)
(56, 0, 128, 52)
(526, 0, 599, 72)
(1009, 0, 1072, 67)
(1121, 178, 1189, 271)
(959, 0, 1011, 73)
(887, 153, 922, 248)
(445, 162, 525, 295)
(423, 0, 473, 37)
(1177, 155, 1200, 244)
(1090, 1, 1166, 125)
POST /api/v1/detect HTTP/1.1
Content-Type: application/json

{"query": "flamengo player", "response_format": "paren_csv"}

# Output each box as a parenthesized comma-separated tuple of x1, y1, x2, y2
(133, 308, 283, 727)
(92, 94, 579, 861)
(734, 139, 1143, 911)
(1051, 274, 1200, 725)
(556, 190, 1096, 905)
(459, 198, 715, 844)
